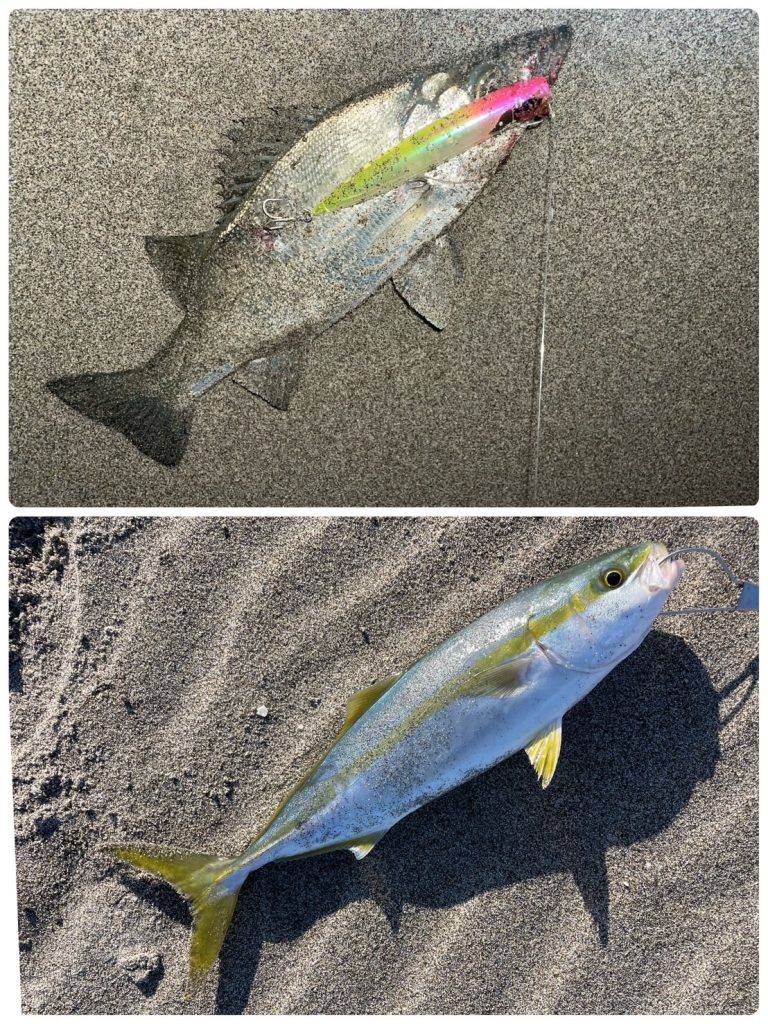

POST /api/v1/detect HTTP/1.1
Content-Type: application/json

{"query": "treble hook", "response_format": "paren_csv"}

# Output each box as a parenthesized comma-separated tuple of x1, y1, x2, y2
(261, 197, 312, 231)
(524, 99, 555, 132)
(658, 546, 758, 614)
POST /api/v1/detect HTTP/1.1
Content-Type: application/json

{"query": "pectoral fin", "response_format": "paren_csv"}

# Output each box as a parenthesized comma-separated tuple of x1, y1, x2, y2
(525, 719, 562, 789)
(232, 350, 302, 411)
(392, 234, 461, 330)
(463, 651, 537, 699)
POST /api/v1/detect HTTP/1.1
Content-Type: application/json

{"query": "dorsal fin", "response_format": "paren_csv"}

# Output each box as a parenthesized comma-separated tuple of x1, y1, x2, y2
(216, 105, 324, 224)
(342, 673, 400, 735)
(250, 671, 401, 843)
(525, 719, 562, 789)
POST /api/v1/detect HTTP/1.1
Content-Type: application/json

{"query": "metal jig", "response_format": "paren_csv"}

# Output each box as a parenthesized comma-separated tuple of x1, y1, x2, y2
(261, 197, 312, 231)
(659, 546, 758, 615)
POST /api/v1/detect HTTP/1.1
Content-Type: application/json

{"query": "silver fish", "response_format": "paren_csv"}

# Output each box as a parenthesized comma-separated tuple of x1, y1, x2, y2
(48, 25, 572, 465)
(113, 541, 682, 992)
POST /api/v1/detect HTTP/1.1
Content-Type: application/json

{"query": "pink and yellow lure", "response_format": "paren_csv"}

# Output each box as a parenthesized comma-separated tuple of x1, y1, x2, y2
(313, 76, 551, 216)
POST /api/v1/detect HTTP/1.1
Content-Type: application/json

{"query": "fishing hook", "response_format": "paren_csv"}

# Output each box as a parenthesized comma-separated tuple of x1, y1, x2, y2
(524, 101, 554, 131)
(658, 546, 758, 614)
(261, 197, 312, 231)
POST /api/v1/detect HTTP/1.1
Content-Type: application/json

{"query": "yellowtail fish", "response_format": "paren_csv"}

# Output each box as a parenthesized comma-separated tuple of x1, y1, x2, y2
(313, 76, 551, 214)
(113, 542, 683, 993)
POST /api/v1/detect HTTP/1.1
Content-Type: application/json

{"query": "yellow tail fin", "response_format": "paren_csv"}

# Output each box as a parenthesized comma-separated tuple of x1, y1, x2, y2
(112, 844, 243, 995)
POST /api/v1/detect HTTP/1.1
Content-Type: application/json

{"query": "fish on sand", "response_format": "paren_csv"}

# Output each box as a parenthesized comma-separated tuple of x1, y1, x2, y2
(48, 26, 571, 466)
(114, 542, 683, 992)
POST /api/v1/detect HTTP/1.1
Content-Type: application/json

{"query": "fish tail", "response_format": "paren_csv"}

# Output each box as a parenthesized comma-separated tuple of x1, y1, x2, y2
(113, 843, 245, 996)
(47, 363, 192, 467)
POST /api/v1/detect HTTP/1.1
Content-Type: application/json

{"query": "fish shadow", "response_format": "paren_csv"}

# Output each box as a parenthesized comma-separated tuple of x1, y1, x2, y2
(215, 631, 747, 1012)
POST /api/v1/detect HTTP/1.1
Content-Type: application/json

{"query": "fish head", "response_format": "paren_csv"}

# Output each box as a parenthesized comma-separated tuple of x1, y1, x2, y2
(534, 543, 684, 674)
(464, 23, 572, 100)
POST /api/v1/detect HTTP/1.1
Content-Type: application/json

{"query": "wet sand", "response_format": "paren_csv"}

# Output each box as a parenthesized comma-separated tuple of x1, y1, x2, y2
(10, 516, 758, 1012)
(9, 8, 758, 506)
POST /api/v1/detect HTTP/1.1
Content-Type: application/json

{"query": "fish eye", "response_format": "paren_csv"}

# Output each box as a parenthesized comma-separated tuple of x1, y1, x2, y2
(602, 569, 625, 589)
(469, 63, 501, 99)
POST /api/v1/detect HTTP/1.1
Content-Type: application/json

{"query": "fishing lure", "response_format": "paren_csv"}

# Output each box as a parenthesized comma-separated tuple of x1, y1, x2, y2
(114, 541, 683, 992)
(313, 76, 551, 215)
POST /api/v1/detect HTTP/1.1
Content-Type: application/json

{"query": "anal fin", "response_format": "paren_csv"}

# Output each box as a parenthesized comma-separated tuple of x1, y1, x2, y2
(348, 831, 388, 861)
(525, 719, 562, 789)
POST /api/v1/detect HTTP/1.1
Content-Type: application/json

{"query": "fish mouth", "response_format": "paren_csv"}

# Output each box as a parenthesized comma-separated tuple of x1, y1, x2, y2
(640, 543, 685, 594)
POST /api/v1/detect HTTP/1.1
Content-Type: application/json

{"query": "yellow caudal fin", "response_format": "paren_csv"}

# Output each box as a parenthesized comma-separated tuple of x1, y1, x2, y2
(112, 844, 243, 995)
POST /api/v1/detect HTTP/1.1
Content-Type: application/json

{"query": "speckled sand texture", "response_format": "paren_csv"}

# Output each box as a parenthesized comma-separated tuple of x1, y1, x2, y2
(11, 516, 757, 1012)
(9, 8, 758, 506)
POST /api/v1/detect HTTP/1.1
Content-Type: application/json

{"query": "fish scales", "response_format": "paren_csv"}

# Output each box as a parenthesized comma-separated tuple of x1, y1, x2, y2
(255, 85, 414, 206)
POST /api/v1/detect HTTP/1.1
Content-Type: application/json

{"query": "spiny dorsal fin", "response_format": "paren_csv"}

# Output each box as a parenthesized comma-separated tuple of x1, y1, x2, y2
(348, 830, 388, 860)
(144, 231, 212, 309)
(464, 652, 536, 699)
(216, 105, 324, 224)
(525, 719, 562, 789)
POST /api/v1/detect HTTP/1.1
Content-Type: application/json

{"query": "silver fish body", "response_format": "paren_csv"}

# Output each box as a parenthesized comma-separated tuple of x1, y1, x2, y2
(234, 542, 682, 870)
(114, 541, 682, 992)
(48, 25, 572, 465)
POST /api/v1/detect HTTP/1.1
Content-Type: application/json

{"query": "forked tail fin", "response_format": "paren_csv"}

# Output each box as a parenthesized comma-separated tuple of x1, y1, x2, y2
(113, 844, 244, 995)
(47, 367, 192, 467)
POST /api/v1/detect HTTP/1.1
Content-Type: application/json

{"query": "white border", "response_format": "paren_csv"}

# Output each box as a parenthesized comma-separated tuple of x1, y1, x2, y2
(2, 1, 763, 1021)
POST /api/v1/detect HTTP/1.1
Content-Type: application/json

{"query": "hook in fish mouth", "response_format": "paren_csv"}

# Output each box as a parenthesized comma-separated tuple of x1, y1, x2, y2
(656, 546, 758, 615)
(642, 543, 685, 593)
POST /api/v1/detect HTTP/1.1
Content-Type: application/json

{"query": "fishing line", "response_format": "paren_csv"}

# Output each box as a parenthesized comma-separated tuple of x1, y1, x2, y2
(526, 111, 556, 504)
(659, 547, 759, 615)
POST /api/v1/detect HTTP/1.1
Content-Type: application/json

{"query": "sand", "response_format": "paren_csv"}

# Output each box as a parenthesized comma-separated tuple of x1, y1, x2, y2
(10, 515, 757, 1013)
(9, 8, 758, 506)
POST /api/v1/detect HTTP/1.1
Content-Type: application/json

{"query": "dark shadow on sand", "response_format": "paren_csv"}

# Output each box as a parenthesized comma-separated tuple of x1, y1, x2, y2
(207, 630, 745, 1011)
